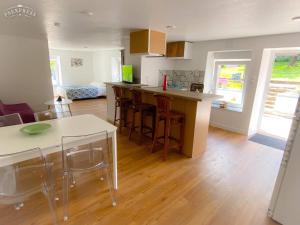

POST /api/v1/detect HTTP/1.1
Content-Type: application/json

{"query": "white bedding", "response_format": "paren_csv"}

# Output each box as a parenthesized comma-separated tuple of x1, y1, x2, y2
(56, 82, 106, 99)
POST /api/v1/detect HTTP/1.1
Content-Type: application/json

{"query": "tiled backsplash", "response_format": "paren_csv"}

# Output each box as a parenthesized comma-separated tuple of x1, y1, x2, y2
(159, 70, 205, 89)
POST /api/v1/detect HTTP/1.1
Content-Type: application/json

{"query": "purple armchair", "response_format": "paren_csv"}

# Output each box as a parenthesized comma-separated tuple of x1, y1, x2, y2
(0, 100, 35, 123)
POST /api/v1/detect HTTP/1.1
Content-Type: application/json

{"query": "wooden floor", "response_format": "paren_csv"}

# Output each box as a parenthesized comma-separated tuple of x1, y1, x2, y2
(0, 98, 283, 225)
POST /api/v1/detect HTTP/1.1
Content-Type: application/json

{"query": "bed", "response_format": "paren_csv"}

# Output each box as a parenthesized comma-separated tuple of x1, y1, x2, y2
(56, 82, 106, 100)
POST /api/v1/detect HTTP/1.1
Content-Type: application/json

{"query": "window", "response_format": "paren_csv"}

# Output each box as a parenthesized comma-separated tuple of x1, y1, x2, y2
(213, 62, 248, 111)
(111, 56, 122, 82)
(49, 57, 61, 86)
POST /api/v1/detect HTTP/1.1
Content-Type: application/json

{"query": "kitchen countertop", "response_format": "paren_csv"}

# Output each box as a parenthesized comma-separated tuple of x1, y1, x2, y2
(140, 87, 221, 102)
(105, 82, 221, 102)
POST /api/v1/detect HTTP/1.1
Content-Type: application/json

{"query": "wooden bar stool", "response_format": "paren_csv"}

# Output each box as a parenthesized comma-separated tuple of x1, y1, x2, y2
(151, 95, 185, 160)
(112, 86, 132, 133)
(128, 89, 156, 141)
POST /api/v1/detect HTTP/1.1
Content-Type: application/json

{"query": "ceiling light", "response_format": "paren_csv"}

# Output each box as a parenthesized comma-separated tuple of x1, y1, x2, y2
(166, 25, 176, 30)
(292, 16, 300, 21)
(4, 4, 36, 18)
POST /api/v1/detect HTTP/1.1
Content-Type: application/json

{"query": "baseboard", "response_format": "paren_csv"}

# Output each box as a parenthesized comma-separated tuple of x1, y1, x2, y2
(209, 121, 247, 135)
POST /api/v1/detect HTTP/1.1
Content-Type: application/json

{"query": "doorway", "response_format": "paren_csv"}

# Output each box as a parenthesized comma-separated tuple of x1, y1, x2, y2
(251, 50, 300, 150)
(49, 56, 62, 96)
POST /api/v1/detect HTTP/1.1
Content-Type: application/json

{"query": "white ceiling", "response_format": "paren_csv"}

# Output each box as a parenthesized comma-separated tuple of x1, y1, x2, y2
(1, 0, 300, 50)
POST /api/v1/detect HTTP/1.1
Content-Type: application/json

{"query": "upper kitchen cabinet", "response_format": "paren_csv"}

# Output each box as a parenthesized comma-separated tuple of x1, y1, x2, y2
(166, 41, 192, 59)
(130, 29, 166, 56)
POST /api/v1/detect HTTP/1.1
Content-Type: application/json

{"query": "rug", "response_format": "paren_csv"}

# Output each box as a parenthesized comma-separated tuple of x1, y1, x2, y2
(249, 133, 286, 150)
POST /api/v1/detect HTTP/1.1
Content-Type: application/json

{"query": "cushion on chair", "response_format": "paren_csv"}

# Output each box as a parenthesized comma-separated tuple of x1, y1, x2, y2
(0, 101, 35, 123)
(0, 101, 5, 116)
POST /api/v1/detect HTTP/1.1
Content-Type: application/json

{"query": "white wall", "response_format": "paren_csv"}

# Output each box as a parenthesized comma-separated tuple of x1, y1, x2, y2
(123, 39, 142, 83)
(248, 49, 274, 135)
(141, 56, 175, 86)
(50, 49, 121, 86)
(93, 50, 121, 83)
(49, 49, 95, 85)
(0, 34, 53, 111)
(162, 32, 300, 134)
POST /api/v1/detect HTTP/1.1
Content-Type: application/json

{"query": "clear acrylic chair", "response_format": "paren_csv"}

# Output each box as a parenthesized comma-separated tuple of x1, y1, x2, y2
(0, 113, 23, 127)
(0, 148, 58, 225)
(61, 131, 116, 221)
(34, 110, 58, 121)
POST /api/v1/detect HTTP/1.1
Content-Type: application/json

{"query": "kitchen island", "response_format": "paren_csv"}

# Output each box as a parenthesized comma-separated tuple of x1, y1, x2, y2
(106, 82, 221, 157)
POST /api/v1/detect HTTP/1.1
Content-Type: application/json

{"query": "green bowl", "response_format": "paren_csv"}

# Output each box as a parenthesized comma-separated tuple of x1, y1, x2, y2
(20, 123, 51, 135)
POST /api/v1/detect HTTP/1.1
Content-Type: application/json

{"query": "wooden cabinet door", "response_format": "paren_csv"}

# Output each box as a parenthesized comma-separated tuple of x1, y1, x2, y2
(130, 29, 166, 55)
(175, 41, 185, 57)
(130, 30, 149, 54)
(149, 30, 166, 55)
(166, 42, 178, 57)
(167, 41, 185, 57)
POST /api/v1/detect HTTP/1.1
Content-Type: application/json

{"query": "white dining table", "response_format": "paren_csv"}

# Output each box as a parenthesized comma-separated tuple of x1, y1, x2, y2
(0, 114, 118, 189)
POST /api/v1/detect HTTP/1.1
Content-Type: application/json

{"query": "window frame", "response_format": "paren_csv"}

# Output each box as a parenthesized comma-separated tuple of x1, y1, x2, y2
(212, 60, 251, 111)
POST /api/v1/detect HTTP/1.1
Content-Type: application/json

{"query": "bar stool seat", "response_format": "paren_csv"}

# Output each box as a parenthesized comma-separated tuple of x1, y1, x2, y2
(112, 86, 132, 133)
(128, 89, 156, 141)
(151, 95, 185, 160)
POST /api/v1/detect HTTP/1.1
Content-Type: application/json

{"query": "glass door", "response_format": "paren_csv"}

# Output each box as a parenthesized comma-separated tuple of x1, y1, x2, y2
(259, 55, 300, 139)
